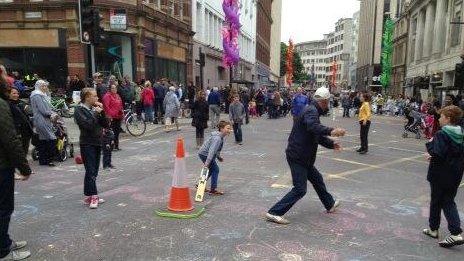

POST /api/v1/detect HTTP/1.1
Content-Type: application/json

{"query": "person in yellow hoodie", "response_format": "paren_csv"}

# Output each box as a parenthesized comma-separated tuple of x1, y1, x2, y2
(358, 93, 372, 154)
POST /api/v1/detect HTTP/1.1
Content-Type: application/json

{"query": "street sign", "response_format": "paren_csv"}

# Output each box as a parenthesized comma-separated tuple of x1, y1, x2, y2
(110, 9, 127, 31)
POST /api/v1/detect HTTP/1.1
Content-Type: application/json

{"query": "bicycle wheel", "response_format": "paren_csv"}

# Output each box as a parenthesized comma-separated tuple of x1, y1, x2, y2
(126, 114, 146, 137)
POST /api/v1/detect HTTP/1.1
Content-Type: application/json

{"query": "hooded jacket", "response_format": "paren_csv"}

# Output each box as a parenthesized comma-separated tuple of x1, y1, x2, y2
(291, 94, 308, 117)
(426, 125, 464, 188)
(74, 104, 109, 146)
(286, 100, 334, 167)
(30, 89, 56, 140)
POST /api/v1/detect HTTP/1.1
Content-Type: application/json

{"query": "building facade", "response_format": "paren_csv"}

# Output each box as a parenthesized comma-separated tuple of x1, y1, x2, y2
(255, 0, 272, 88)
(192, 0, 256, 89)
(0, 0, 193, 87)
(356, 0, 388, 92)
(391, 1, 409, 97)
(325, 18, 354, 93)
(349, 11, 360, 89)
(269, 0, 282, 86)
(295, 40, 328, 90)
(405, 0, 464, 102)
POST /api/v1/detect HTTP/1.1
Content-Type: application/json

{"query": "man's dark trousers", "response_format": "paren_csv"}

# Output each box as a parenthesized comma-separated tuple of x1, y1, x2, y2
(233, 123, 243, 143)
(268, 158, 335, 216)
(0, 168, 14, 258)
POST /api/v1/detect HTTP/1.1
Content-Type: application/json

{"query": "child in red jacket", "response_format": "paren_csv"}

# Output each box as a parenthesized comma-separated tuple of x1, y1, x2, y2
(141, 81, 155, 123)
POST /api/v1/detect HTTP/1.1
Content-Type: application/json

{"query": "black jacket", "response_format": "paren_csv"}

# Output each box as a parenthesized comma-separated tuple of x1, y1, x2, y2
(286, 100, 334, 166)
(426, 130, 464, 189)
(0, 97, 31, 175)
(191, 99, 209, 129)
(8, 99, 33, 138)
(74, 105, 109, 147)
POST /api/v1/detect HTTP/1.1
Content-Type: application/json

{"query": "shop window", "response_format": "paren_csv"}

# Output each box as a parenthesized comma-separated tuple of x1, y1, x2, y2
(94, 34, 134, 80)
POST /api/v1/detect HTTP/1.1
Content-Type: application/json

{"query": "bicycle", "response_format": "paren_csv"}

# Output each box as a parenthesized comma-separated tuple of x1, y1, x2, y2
(124, 103, 146, 137)
(50, 95, 74, 118)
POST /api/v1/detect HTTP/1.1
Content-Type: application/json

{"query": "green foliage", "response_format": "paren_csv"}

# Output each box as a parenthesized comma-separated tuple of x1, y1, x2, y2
(279, 42, 305, 82)
(380, 18, 395, 90)
(280, 42, 288, 77)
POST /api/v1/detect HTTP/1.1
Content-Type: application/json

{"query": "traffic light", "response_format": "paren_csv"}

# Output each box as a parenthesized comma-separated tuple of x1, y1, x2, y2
(79, 0, 105, 45)
(79, 0, 94, 44)
(455, 62, 464, 90)
(92, 9, 105, 45)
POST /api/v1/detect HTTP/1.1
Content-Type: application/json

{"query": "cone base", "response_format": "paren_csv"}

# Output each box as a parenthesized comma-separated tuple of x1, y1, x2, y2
(155, 207, 205, 219)
(167, 187, 193, 212)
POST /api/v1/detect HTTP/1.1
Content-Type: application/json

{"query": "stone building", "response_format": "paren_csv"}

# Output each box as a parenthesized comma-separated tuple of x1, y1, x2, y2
(295, 39, 328, 90)
(391, 1, 409, 97)
(255, 0, 272, 88)
(0, 0, 193, 87)
(269, 0, 282, 86)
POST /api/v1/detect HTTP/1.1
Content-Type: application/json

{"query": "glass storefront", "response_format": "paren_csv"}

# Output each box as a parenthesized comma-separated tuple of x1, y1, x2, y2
(144, 38, 186, 85)
(0, 48, 67, 88)
(94, 34, 134, 80)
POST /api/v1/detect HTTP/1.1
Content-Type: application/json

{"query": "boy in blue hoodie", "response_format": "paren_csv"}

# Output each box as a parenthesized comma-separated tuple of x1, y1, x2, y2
(423, 105, 464, 248)
(198, 120, 232, 195)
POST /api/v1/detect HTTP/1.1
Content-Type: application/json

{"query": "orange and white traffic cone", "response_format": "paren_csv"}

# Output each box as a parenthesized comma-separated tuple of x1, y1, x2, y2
(155, 137, 205, 219)
(167, 137, 193, 212)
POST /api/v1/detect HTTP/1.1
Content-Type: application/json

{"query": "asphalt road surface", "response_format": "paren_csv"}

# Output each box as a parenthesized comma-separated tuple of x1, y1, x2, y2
(11, 112, 464, 260)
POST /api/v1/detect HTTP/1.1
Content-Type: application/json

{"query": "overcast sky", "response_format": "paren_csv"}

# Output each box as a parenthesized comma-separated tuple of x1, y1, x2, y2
(281, 0, 360, 44)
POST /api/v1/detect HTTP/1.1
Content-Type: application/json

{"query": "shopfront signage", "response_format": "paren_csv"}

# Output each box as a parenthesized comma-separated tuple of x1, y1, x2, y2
(110, 9, 127, 31)
(25, 11, 42, 19)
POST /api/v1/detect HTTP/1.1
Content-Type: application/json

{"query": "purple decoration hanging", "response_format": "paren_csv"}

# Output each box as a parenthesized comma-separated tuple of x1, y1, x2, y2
(222, 0, 241, 68)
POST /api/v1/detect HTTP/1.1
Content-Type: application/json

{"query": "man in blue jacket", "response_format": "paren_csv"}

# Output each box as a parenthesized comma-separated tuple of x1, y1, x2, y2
(266, 87, 346, 224)
(208, 87, 221, 128)
(291, 87, 308, 122)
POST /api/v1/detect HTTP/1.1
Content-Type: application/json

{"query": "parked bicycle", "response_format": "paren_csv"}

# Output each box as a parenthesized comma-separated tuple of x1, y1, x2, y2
(51, 95, 74, 118)
(124, 103, 146, 136)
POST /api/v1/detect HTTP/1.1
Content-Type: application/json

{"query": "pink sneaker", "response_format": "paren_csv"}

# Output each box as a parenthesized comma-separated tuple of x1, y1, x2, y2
(84, 196, 105, 205)
(89, 196, 99, 209)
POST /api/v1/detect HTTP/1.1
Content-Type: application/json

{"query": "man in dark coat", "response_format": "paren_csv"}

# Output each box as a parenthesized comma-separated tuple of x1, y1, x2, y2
(153, 80, 166, 124)
(0, 80, 32, 260)
(266, 87, 346, 224)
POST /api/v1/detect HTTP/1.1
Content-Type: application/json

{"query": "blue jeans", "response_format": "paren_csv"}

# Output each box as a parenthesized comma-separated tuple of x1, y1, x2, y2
(233, 123, 243, 143)
(81, 145, 101, 196)
(0, 168, 14, 258)
(199, 154, 220, 190)
(268, 158, 335, 216)
(144, 105, 154, 122)
(429, 183, 462, 235)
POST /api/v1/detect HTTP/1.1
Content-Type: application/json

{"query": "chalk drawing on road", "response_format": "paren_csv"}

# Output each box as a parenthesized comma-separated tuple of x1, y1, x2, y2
(356, 202, 377, 210)
(43, 195, 54, 199)
(278, 253, 302, 261)
(12, 204, 38, 219)
(385, 204, 418, 216)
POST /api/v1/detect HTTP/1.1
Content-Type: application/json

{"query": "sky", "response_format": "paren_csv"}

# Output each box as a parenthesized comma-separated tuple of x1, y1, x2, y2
(281, 0, 360, 44)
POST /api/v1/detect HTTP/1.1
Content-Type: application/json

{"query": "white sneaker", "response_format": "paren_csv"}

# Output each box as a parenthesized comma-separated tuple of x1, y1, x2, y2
(265, 213, 290, 225)
(439, 234, 464, 248)
(84, 197, 105, 205)
(423, 228, 439, 239)
(0, 250, 31, 260)
(327, 200, 340, 213)
(10, 241, 27, 251)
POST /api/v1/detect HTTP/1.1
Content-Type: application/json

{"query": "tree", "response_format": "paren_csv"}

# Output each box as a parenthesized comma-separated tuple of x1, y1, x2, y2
(380, 18, 395, 93)
(279, 42, 305, 83)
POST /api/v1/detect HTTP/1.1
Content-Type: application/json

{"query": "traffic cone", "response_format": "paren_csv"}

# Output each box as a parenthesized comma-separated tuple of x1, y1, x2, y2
(167, 138, 193, 212)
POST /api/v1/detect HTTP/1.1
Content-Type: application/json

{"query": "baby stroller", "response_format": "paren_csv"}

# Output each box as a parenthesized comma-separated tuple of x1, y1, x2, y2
(32, 116, 74, 162)
(402, 107, 424, 139)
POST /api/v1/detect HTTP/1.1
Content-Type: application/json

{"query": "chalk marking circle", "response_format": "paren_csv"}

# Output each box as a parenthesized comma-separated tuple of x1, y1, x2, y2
(278, 253, 302, 261)
(356, 202, 377, 209)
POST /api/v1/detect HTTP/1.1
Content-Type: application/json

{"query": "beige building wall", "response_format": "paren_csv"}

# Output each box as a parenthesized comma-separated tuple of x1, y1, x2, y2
(269, 0, 282, 83)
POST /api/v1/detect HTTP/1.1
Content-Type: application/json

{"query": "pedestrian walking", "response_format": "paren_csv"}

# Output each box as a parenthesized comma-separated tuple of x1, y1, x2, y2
(198, 120, 232, 195)
(30, 80, 57, 166)
(423, 105, 464, 248)
(141, 81, 155, 123)
(102, 84, 124, 151)
(163, 86, 181, 132)
(118, 76, 135, 106)
(192, 91, 209, 149)
(74, 88, 108, 209)
(229, 95, 245, 145)
(208, 87, 221, 128)
(0, 79, 32, 260)
(357, 93, 372, 155)
(153, 80, 166, 124)
(266, 87, 346, 225)
(341, 93, 351, 118)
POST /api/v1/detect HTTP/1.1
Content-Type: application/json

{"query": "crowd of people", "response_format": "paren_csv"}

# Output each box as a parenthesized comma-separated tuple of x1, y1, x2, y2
(1, 58, 464, 260)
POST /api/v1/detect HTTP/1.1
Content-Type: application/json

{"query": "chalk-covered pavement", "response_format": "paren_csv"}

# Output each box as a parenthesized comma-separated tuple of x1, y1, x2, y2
(12, 114, 464, 260)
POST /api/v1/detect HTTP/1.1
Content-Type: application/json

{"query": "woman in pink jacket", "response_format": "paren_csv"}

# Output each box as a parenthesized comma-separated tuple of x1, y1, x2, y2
(141, 81, 155, 123)
(103, 84, 124, 150)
